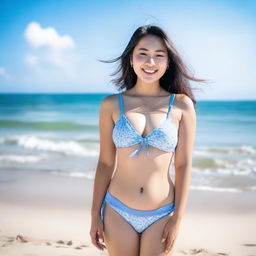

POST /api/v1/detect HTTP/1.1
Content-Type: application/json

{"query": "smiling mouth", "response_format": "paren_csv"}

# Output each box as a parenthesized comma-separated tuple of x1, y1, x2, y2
(142, 68, 158, 75)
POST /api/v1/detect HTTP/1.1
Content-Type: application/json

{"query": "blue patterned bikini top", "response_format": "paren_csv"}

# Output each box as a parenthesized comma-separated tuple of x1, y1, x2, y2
(112, 92, 178, 157)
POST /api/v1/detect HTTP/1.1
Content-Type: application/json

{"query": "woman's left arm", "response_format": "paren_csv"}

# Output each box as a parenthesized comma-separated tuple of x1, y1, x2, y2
(162, 94, 196, 253)
(172, 94, 196, 223)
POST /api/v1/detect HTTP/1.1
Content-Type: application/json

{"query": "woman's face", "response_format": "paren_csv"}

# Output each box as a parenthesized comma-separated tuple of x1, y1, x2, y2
(131, 35, 169, 84)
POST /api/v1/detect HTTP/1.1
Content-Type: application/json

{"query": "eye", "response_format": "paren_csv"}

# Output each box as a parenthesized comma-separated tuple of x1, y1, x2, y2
(139, 53, 147, 56)
(156, 55, 164, 57)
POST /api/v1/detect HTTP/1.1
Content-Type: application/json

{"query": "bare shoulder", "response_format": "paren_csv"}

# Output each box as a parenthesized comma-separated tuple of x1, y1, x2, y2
(175, 93, 195, 112)
(100, 93, 118, 112)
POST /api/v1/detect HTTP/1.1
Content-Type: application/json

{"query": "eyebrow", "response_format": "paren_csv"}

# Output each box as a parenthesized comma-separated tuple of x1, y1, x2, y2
(138, 47, 166, 53)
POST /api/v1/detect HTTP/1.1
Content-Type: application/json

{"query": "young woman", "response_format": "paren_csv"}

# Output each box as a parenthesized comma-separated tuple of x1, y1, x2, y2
(90, 25, 205, 256)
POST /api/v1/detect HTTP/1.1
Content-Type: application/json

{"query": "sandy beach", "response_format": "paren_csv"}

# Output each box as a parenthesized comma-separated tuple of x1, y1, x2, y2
(0, 169, 255, 256)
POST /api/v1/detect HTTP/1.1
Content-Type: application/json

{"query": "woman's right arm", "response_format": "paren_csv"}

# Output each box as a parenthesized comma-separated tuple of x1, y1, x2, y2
(90, 95, 116, 222)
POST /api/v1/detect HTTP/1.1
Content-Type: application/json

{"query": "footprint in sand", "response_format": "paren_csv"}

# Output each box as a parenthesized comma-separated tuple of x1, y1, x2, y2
(1, 235, 90, 251)
(55, 240, 67, 248)
(190, 248, 208, 254)
(180, 248, 230, 256)
(16, 235, 28, 243)
(54, 240, 89, 249)
(1, 235, 27, 247)
(56, 240, 65, 244)
(180, 248, 208, 255)
(80, 244, 89, 248)
(243, 243, 256, 247)
(67, 240, 72, 246)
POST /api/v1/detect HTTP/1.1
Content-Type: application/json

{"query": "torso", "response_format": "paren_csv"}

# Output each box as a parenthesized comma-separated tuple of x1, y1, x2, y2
(108, 91, 182, 210)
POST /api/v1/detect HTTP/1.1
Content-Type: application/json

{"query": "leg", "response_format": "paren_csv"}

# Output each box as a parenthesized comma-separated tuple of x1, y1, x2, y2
(139, 214, 174, 256)
(103, 203, 140, 256)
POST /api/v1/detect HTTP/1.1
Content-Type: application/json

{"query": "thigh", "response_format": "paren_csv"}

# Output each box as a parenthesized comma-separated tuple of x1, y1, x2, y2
(103, 203, 140, 256)
(139, 215, 173, 256)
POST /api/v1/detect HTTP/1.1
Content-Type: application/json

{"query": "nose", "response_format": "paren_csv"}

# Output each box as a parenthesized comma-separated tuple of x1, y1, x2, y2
(146, 56, 155, 65)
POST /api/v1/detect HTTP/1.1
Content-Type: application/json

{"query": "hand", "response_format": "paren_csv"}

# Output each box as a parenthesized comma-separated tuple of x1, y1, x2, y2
(90, 216, 106, 251)
(161, 216, 180, 254)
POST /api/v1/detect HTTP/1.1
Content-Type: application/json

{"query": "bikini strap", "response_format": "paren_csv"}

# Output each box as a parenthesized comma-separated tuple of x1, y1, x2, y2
(167, 93, 175, 118)
(118, 92, 124, 116)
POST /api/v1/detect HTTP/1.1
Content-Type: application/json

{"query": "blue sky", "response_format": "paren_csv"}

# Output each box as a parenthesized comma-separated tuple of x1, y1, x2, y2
(0, 0, 255, 100)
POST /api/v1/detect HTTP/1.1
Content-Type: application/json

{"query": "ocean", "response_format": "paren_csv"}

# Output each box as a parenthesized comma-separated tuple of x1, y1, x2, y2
(0, 93, 255, 193)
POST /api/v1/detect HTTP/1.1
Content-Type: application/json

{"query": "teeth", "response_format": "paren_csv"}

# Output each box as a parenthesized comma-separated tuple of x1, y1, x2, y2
(143, 69, 157, 73)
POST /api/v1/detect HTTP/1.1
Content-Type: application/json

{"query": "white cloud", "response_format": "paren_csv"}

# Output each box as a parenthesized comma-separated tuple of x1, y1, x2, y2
(0, 67, 6, 75)
(24, 22, 84, 83)
(22, 22, 107, 89)
(24, 22, 75, 50)
(25, 54, 38, 66)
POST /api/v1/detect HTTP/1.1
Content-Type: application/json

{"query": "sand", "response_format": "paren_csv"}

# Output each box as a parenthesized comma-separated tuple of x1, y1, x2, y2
(0, 169, 256, 256)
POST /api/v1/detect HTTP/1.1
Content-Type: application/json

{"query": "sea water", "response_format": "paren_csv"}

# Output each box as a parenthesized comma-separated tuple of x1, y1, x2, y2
(0, 93, 255, 193)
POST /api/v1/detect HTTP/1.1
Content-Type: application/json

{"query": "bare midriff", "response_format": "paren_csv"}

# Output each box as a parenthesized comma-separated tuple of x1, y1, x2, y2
(108, 147, 175, 211)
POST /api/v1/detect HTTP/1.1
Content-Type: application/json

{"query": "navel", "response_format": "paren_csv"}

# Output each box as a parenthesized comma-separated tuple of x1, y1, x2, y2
(140, 187, 144, 193)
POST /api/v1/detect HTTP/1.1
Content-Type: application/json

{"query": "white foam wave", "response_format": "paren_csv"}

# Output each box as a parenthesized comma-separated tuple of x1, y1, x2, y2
(1, 135, 98, 156)
(238, 145, 256, 155)
(0, 154, 42, 163)
(246, 186, 256, 191)
(192, 160, 256, 176)
(50, 170, 94, 179)
(190, 185, 242, 193)
(236, 159, 256, 174)
(196, 145, 256, 155)
(214, 159, 234, 168)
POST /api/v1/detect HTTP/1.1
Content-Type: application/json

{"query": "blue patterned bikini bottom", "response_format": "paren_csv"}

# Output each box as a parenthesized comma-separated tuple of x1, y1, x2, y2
(100, 190, 175, 234)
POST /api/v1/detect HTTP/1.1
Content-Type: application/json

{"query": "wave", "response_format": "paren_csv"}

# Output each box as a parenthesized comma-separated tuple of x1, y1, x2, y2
(50, 170, 95, 179)
(192, 158, 234, 169)
(190, 185, 256, 192)
(0, 154, 43, 163)
(190, 185, 242, 193)
(247, 186, 256, 191)
(1, 135, 255, 174)
(192, 158, 256, 177)
(0, 135, 98, 156)
(0, 120, 97, 131)
(194, 145, 256, 155)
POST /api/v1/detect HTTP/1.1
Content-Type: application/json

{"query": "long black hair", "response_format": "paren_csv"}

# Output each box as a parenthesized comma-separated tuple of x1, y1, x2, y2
(99, 25, 209, 105)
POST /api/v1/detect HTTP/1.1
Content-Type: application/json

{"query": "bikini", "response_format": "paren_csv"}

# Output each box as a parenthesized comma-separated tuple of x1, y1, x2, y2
(113, 92, 178, 157)
(100, 92, 178, 233)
